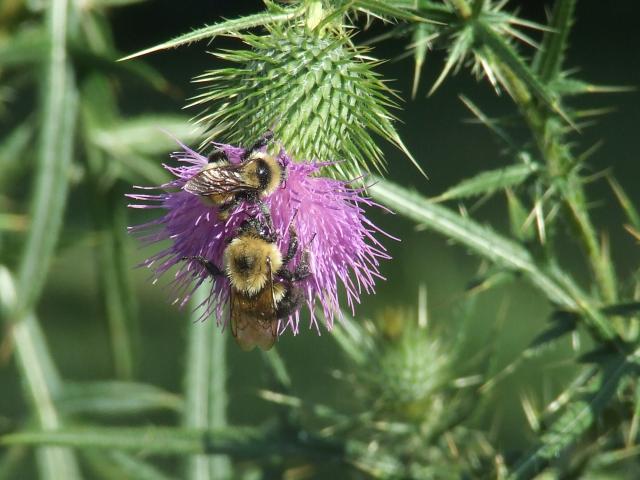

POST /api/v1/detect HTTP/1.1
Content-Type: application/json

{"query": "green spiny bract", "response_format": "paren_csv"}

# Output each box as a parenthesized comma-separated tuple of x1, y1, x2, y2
(190, 25, 412, 180)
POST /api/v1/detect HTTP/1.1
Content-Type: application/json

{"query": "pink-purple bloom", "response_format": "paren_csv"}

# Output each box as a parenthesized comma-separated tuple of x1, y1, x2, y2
(128, 141, 391, 335)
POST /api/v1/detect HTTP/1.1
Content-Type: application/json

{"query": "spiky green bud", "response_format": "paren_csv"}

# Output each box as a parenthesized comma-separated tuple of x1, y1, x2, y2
(191, 25, 415, 179)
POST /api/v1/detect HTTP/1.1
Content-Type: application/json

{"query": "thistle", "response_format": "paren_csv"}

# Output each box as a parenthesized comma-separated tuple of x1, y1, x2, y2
(128, 139, 391, 335)
(190, 25, 421, 179)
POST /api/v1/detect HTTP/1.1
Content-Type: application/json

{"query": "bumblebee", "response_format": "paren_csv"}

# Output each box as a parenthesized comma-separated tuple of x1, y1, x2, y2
(184, 213, 311, 351)
(183, 132, 284, 219)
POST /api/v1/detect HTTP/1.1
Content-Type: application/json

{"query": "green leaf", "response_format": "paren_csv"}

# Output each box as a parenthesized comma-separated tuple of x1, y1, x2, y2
(600, 302, 640, 317)
(82, 450, 173, 480)
(0, 26, 48, 68)
(474, 20, 571, 124)
(411, 23, 433, 98)
(58, 381, 182, 417)
(533, 0, 577, 82)
(509, 348, 639, 479)
(90, 114, 201, 156)
(15, 0, 79, 316)
(607, 175, 640, 231)
(119, 8, 305, 61)
(352, 0, 425, 22)
(1, 426, 343, 458)
(369, 178, 618, 340)
(505, 188, 534, 242)
(0, 268, 82, 480)
(433, 162, 539, 201)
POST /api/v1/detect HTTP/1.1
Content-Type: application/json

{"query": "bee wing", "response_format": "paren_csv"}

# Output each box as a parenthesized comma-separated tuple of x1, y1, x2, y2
(230, 286, 277, 352)
(184, 163, 258, 196)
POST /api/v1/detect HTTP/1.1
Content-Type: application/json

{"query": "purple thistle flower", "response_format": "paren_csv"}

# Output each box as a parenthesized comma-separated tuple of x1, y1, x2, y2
(127, 140, 392, 335)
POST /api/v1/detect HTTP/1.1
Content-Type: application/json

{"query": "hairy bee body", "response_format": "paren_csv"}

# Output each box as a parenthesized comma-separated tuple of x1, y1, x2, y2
(183, 214, 310, 351)
(183, 134, 284, 219)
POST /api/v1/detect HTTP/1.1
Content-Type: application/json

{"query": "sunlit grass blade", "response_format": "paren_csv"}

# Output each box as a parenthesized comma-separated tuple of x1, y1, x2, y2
(90, 115, 201, 156)
(0, 121, 34, 185)
(1, 426, 344, 458)
(0, 267, 82, 480)
(58, 381, 182, 417)
(509, 348, 640, 479)
(119, 8, 304, 61)
(82, 450, 173, 480)
(432, 162, 539, 202)
(261, 349, 292, 391)
(183, 287, 231, 479)
(90, 186, 137, 379)
(0, 446, 27, 480)
(0, 26, 48, 67)
(15, 0, 78, 316)
(533, 0, 577, 82)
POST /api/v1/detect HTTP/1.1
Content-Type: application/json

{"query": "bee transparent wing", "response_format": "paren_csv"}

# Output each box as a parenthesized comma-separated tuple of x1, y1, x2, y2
(184, 163, 258, 196)
(230, 287, 277, 352)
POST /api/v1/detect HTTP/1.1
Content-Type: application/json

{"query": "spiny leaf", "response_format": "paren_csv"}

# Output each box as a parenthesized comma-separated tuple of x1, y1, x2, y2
(525, 311, 577, 357)
(509, 349, 639, 479)
(607, 175, 640, 231)
(411, 23, 434, 98)
(433, 162, 539, 202)
(600, 302, 640, 317)
(369, 178, 575, 307)
(474, 20, 572, 125)
(505, 188, 535, 242)
(533, 0, 577, 82)
(352, 0, 425, 22)
(58, 381, 182, 417)
(119, 8, 304, 61)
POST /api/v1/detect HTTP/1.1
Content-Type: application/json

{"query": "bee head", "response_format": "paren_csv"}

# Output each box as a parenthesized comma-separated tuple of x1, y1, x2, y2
(245, 152, 285, 197)
(223, 236, 283, 295)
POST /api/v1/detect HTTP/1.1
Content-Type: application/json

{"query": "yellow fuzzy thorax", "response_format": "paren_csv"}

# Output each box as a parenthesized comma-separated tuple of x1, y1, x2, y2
(223, 236, 283, 296)
(243, 152, 282, 197)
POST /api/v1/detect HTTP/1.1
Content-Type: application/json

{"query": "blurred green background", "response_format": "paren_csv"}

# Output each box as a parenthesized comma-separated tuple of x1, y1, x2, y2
(1, 1, 639, 478)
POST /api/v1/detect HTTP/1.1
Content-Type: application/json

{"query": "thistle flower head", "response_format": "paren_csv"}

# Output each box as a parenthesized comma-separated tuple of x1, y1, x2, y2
(190, 26, 420, 179)
(128, 140, 391, 335)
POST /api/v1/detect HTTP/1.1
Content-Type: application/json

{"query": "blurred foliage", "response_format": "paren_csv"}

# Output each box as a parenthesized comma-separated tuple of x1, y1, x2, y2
(1, 0, 639, 479)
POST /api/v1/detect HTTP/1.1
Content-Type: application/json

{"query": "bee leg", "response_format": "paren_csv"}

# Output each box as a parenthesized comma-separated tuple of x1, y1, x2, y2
(207, 148, 228, 164)
(256, 202, 277, 242)
(282, 225, 299, 268)
(217, 196, 240, 219)
(181, 256, 223, 277)
(242, 131, 274, 160)
(275, 286, 304, 319)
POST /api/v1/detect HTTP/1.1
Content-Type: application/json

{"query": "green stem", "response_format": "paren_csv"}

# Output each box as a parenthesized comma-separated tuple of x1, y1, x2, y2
(15, 0, 78, 316)
(0, 268, 82, 480)
(208, 299, 231, 479)
(369, 178, 617, 340)
(478, 21, 617, 304)
(184, 287, 231, 479)
(88, 176, 137, 380)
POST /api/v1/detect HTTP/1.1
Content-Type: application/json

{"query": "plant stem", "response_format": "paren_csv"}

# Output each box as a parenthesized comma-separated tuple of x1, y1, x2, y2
(0, 268, 82, 480)
(184, 287, 231, 480)
(479, 21, 618, 304)
(15, 0, 78, 316)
